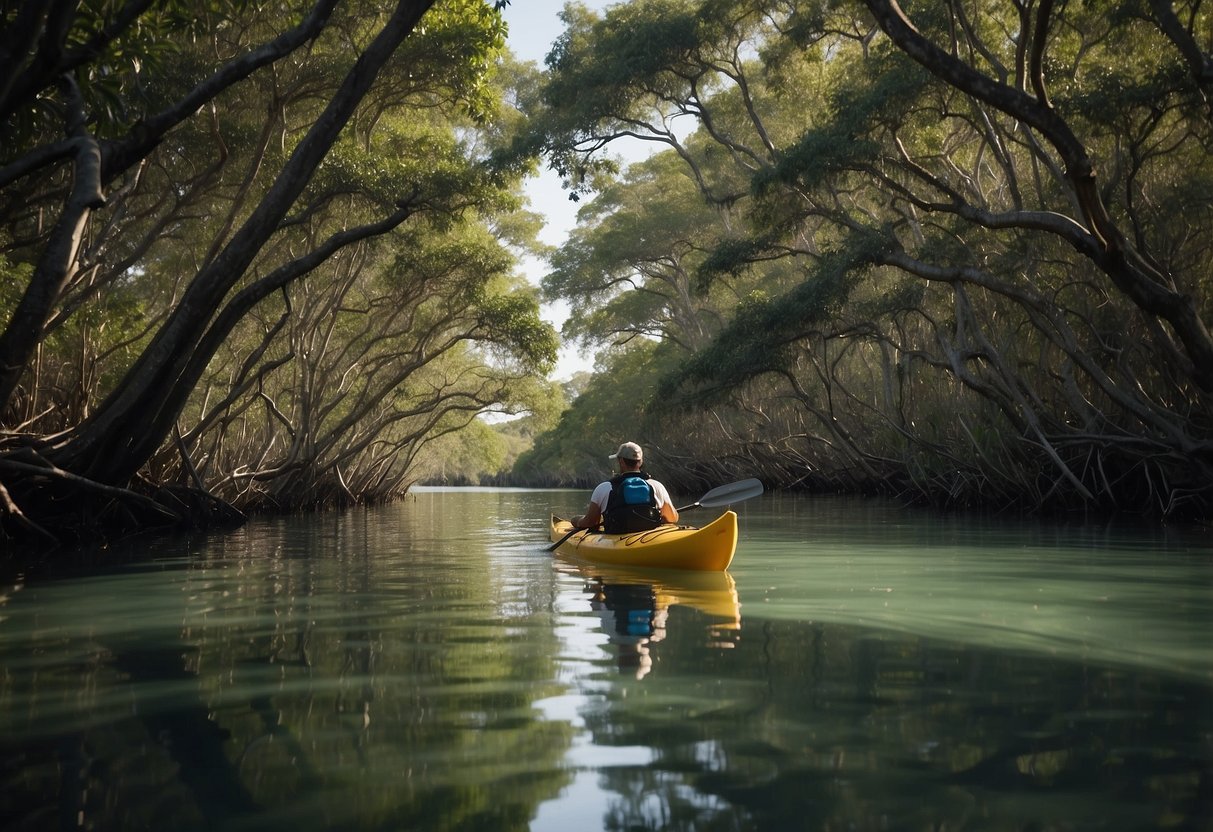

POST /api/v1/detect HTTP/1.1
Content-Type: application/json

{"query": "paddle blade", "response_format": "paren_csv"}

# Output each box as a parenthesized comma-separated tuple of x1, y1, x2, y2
(689, 477, 765, 510)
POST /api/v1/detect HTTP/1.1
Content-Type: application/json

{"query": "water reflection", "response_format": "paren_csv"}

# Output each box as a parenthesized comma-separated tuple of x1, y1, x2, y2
(0, 489, 1209, 832)
(554, 560, 742, 679)
(0, 505, 578, 832)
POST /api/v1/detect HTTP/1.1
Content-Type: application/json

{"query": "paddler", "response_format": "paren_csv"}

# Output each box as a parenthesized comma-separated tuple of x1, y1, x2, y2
(570, 442, 680, 533)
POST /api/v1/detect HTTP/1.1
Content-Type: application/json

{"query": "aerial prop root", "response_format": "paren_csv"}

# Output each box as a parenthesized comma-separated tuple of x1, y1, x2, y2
(0, 447, 244, 546)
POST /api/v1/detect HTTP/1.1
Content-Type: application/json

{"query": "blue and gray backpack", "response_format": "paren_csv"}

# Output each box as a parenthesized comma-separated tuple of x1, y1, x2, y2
(603, 472, 663, 533)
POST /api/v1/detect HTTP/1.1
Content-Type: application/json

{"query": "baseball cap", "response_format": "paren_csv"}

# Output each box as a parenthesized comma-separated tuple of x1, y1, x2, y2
(608, 441, 643, 461)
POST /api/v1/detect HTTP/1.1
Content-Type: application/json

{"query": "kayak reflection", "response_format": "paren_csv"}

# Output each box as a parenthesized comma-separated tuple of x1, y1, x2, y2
(554, 559, 742, 680)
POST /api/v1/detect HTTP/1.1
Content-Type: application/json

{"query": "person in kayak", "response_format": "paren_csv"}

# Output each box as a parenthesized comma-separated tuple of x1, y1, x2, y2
(570, 441, 680, 533)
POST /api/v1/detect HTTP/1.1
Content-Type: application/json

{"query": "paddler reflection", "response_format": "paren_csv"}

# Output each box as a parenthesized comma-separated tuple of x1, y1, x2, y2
(560, 560, 742, 680)
(588, 579, 668, 679)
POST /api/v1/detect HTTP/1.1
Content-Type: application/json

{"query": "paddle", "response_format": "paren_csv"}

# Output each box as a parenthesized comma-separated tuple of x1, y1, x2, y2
(546, 525, 588, 553)
(547, 477, 764, 552)
(675, 477, 764, 512)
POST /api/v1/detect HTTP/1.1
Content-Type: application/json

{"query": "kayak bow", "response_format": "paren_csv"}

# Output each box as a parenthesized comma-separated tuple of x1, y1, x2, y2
(548, 511, 738, 571)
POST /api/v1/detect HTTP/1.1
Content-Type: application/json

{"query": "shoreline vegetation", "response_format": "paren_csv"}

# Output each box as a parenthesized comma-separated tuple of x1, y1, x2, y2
(3, 1, 1211, 553)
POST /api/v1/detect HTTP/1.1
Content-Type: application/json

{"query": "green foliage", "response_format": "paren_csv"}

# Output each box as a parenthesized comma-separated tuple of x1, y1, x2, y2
(403, 0, 509, 122)
(512, 342, 675, 486)
(695, 233, 783, 286)
(755, 49, 929, 196)
(500, 0, 712, 192)
(1, 0, 568, 513)
(0, 0, 215, 148)
(419, 375, 569, 485)
(544, 0, 701, 110)
(475, 291, 559, 374)
(540, 153, 730, 351)
(415, 417, 509, 483)
(497, 0, 1213, 516)
(0, 256, 32, 312)
(663, 238, 876, 403)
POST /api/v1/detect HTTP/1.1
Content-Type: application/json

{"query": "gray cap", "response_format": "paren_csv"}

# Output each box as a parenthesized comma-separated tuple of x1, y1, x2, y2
(608, 441, 643, 462)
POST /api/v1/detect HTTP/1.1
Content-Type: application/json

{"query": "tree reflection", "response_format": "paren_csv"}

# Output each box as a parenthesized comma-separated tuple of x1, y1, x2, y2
(0, 513, 577, 832)
(2, 495, 1208, 832)
(576, 616, 1212, 832)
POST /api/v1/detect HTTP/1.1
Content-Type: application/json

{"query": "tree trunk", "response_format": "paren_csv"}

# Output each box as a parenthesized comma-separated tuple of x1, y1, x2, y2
(0, 77, 104, 411)
(46, 0, 436, 485)
(0, 0, 340, 417)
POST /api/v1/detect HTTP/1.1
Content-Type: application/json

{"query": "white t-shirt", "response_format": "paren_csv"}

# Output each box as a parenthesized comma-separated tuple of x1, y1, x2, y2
(589, 476, 673, 513)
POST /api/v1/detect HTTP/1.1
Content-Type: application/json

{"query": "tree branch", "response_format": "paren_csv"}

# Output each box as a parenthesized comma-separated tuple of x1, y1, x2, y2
(861, 0, 1213, 389)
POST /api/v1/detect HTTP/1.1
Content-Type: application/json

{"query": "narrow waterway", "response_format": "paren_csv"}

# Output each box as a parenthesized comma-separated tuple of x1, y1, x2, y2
(1, 487, 1210, 831)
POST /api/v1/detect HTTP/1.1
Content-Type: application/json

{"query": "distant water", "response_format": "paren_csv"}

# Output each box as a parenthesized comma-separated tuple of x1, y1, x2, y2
(1, 487, 1209, 831)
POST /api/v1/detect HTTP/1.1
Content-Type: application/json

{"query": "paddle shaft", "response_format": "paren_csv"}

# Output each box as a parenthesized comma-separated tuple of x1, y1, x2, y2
(546, 526, 584, 552)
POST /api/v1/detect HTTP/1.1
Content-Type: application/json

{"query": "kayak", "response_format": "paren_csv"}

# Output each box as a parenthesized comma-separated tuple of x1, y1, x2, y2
(548, 510, 738, 571)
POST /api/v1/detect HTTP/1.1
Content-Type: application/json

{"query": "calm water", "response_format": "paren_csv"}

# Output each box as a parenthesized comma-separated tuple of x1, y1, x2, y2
(1, 487, 1210, 831)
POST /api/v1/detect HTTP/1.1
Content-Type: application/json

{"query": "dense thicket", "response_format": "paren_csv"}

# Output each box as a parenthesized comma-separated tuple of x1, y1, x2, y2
(0, 0, 559, 547)
(515, 0, 1212, 519)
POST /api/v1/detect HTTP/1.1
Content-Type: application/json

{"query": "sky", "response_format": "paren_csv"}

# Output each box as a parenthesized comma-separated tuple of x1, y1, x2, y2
(500, 0, 604, 245)
(500, 1, 617, 379)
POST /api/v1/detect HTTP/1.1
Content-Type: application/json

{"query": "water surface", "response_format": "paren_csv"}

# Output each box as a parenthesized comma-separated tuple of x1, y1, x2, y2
(1, 487, 1210, 830)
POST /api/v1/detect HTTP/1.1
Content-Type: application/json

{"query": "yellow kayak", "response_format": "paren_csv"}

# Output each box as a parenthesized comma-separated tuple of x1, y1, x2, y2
(548, 510, 738, 571)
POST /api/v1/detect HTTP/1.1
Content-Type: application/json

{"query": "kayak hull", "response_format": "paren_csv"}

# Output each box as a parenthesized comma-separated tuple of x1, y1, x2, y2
(549, 510, 738, 571)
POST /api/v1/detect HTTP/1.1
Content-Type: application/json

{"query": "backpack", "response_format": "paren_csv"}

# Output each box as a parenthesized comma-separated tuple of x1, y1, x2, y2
(603, 472, 663, 534)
